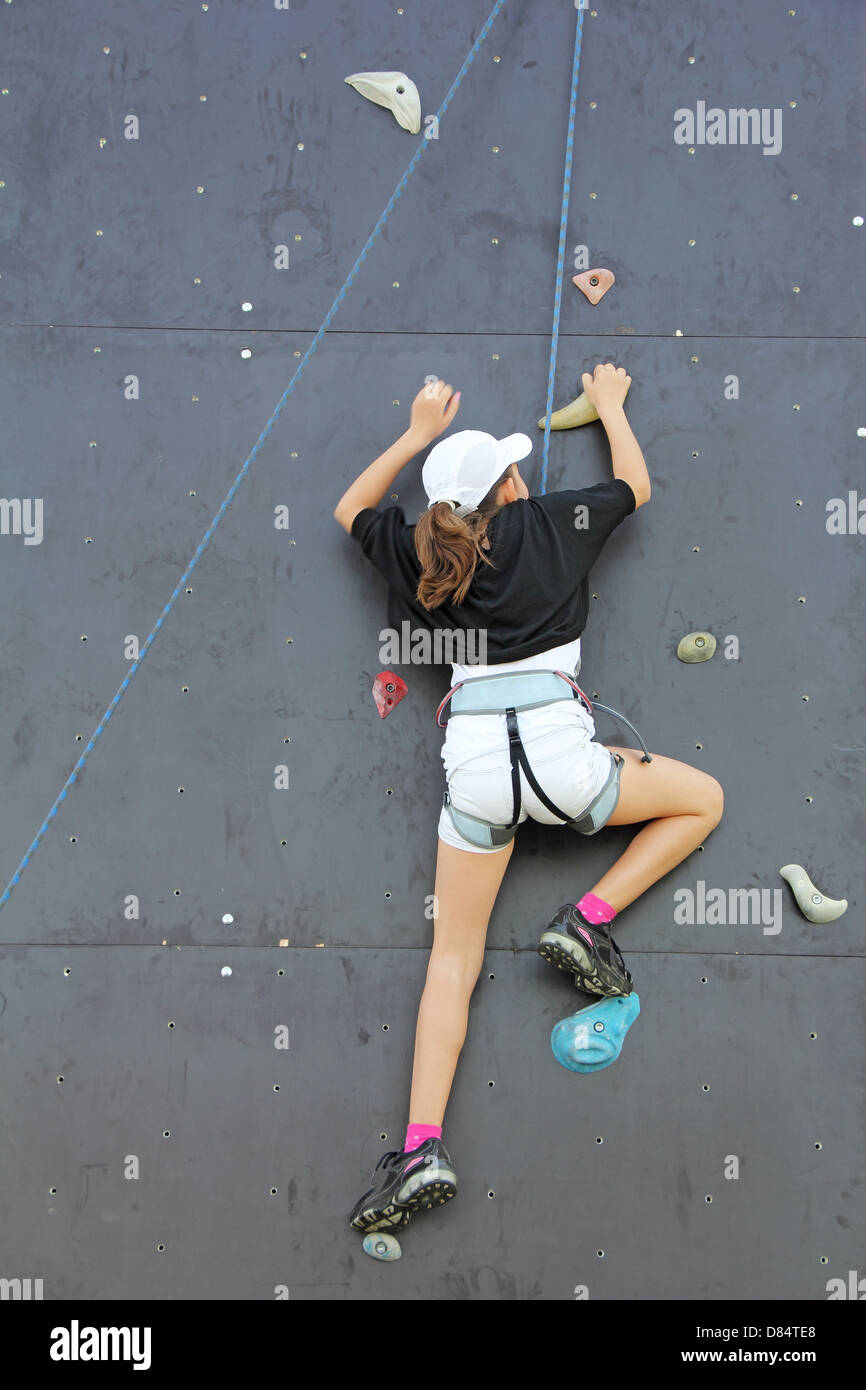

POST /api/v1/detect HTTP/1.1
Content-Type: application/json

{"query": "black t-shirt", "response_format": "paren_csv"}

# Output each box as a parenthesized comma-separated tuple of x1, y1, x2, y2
(349, 477, 636, 664)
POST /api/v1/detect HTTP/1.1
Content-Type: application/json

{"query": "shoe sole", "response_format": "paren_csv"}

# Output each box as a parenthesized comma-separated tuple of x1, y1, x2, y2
(350, 1167, 458, 1234)
(538, 930, 631, 997)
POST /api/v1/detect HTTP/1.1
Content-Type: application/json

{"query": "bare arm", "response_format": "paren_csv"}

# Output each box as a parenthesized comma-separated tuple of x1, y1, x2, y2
(582, 362, 651, 508)
(332, 427, 428, 533)
(333, 380, 461, 533)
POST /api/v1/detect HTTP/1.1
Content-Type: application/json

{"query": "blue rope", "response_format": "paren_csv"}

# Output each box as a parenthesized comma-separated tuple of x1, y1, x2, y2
(0, 0, 507, 914)
(539, 5, 585, 496)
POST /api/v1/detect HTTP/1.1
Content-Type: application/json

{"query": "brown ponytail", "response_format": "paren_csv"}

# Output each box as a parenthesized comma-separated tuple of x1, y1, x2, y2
(414, 464, 516, 610)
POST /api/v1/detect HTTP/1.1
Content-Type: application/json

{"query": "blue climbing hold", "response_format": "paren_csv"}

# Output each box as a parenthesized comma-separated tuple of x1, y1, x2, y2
(551, 992, 640, 1073)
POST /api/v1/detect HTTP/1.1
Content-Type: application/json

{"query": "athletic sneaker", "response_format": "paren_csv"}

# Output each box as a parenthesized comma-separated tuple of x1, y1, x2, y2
(538, 903, 633, 996)
(348, 1138, 458, 1233)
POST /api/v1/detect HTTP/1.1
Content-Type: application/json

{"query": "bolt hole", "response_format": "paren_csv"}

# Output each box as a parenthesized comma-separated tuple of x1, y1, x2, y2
(270, 1187, 278, 1196)
(167, 1021, 175, 1029)
(595, 1136, 603, 1144)
(488, 1080, 495, 1087)
(596, 1249, 605, 1258)
(63, 967, 71, 977)
(488, 972, 495, 980)
(382, 1024, 389, 1031)
(274, 1084, 280, 1093)
(809, 1031, 817, 1039)
(56, 1075, 64, 1084)
(380, 1133, 387, 1141)
(384, 891, 391, 900)
(705, 1195, 713, 1203)
(702, 1084, 710, 1091)
(163, 1130, 170, 1138)
(157, 1244, 165, 1253)
(814, 1141, 822, 1150)
(700, 976, 708, 983)
(487, 1190, 495, 1199)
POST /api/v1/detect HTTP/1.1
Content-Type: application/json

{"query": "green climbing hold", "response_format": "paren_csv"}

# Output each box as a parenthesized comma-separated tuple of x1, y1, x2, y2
(676, 631, 716, 663)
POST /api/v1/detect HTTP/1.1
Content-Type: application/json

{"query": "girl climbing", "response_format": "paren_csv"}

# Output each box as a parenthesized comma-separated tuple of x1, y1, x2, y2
(333, 363, 724, 1237)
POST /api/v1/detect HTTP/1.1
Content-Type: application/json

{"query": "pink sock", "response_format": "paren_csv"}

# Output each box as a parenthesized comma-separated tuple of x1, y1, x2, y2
(404, 1123, 442, 1173)
(576, 891, 617, 925)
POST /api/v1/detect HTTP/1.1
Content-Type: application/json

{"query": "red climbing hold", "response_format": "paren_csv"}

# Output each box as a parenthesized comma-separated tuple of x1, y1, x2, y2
(573, 268, 615, 304)
(372, 670, 408, 718)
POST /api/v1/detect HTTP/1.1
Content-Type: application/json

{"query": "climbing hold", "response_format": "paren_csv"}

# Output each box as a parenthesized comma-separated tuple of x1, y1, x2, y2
(344, 71, 421, 134)
(779, 864, 848, 923)
(551, 993, 640, 1073)
(372, 670, 408, 718)
(538, 390, 597, 431)
(363, 1232, 402, 1261)
(573, 268, 615, 304)
(677, 631, 716, 663)
(538, 377, 629, 431)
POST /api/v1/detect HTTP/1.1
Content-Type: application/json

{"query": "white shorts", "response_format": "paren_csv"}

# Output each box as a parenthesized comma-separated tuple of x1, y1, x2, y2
(436, 698, 615, 854)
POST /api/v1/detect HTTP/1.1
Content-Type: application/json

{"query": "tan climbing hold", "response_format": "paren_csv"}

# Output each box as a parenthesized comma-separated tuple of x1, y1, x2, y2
(538, 390, 597, 430)
(538, 375, 631, 431)
(573, 268, 615, 304)
(779, 864, 848, 923)
(677, 631, 716, 663)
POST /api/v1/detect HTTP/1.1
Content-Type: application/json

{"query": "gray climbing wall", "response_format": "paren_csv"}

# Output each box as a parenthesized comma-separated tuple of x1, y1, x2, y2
(0, 0, 864, 1304)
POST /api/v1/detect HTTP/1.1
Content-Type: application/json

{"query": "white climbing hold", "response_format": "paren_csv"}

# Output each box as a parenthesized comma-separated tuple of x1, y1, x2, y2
(779, 864, 848, 923)
(344, 71, 421, 134)
(362, 1231, 402, 1261)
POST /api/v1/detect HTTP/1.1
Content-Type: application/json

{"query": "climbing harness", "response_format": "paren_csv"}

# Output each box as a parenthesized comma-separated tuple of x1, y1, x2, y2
(436, 667, 652, 851)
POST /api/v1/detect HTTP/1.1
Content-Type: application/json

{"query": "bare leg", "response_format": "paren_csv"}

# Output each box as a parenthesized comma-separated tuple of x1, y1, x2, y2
(588, 745, 724, 911)
(408, 836, 515, 1126)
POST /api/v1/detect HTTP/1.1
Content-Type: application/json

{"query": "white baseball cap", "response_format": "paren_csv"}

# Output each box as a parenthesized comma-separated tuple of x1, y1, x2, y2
(422, 429, 533, 518)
